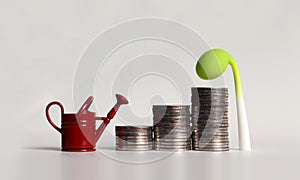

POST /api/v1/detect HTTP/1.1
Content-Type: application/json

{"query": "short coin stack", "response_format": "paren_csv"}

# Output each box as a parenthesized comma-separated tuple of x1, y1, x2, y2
(191, 87, 229, 152)
(115, 126, 153, 151)
(153, 105, 191, 151)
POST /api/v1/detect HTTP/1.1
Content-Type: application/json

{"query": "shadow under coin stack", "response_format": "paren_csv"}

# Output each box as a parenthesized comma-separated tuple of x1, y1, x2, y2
(115, 126, 153, 151)
(153, 105, 191, 151)
(191, 87, 229, 152)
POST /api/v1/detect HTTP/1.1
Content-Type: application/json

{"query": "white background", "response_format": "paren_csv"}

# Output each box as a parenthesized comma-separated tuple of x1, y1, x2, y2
(1, 0, 300, 179)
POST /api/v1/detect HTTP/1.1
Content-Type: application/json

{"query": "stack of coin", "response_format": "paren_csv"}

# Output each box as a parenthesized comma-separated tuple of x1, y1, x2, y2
(115, 126, 153, 151)
(191, 87, 229, 152)
(153, 105, 191, 151)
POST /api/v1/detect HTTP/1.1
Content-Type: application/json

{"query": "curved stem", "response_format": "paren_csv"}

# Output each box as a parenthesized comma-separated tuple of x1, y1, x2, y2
(229, 59, 252, 151)
(230, 59, 243, 98)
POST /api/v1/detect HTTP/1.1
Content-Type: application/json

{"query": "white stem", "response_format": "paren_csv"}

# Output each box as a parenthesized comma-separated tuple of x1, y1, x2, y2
(237, 97, 251, 151)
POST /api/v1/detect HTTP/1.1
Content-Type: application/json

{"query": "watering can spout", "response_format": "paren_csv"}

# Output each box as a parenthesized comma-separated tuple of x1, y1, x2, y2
(95, 94, 129, 142)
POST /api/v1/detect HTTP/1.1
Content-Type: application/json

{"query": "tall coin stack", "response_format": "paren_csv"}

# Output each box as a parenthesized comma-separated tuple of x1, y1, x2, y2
(153, 105, 191, 151)
(191, 87, 229, 152)
(115, 126, 153, 151)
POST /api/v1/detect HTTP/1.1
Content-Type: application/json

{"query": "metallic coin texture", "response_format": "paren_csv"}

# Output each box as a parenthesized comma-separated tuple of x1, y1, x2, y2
(191, 87, 230, 152)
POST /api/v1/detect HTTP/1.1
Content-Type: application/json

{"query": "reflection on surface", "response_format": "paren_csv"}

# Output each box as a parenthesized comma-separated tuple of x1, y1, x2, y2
(16, 147, 299, 180)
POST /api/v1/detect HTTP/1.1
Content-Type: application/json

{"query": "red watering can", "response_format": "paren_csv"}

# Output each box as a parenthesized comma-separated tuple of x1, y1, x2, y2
(46, 94, 129, 152)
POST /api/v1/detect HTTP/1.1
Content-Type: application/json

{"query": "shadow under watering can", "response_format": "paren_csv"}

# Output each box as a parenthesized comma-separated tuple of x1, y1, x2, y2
(45, 94, 129, 152)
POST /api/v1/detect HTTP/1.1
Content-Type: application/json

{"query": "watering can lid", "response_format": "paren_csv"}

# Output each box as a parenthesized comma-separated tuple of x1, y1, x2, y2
(77, 96, 93, 115)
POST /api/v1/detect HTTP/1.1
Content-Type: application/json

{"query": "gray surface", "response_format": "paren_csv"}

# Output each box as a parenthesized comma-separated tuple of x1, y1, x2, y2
(1, 0, 300, 179)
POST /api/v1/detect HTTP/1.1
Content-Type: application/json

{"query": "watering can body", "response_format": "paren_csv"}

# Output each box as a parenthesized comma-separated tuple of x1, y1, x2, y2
(45, 95, 128, 152)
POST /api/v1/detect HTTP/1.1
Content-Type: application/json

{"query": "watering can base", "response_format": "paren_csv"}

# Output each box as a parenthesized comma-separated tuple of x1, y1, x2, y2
(62, 148, 96, 152)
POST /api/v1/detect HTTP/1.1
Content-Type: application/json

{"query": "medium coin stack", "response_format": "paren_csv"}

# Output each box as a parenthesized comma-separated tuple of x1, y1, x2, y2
(153, 105, 191, 151)
(191, 87, 229, 152)
(115, 126, 153, 151)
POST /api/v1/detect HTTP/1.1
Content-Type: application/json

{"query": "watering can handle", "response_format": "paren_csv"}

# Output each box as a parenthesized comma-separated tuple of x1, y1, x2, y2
(45, 101, 64, 133)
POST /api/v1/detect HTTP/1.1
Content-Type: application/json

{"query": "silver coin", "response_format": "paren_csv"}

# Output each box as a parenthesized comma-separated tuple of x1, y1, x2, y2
(192, 111, 228, 115)
(116, 132, 152, 135)
(154, 146, 191, 149)
(191, 116, 228, 120)
(194, 139, 229, 144)
(154, 125, 190, 128)
(191, 87, 228, 91)
(116, 146, 152, 149)
(192, 123, 228, 127)
(191, 91, 228, 94)
(191, 118, 228, 123)
(193, 141, 229, 146)
(154, 128, 190, 132)
(154, 143, 191, 146)
(153, 110, 190, 114)
(196, 145, 229, 149)
(192, 124, 229, 128)
(192, 104, 229, 108)
(192, 137, 229, 141)
(153, 114, 190, 118)
(193, 145, 229, 149)
(155, 140, 191, 144)
(192, 139, 229, 143)
(192, 88, 228, 92)
(156, 143, 191, 146)
(154, 145, 191, 148)
(116, 143, 153, 146)
(153, 117, 190, 122)
(154, 130, 190, 134)
(154, 137, 190, 140)
(191, 104, 228, 107)
(116, 136, 153, 140)
(192, 136, 229, 141)
(193, 111, 228, 115)
(192, 101, 229, 106)
(155, 141, 190, 144)
(193, 144, 229, 148)
(116, 147, 153, 151)
(153, 112, 190, 116)
(117, 136, 152, 140)
(192, 96, 228, 100)
(192, 132, 229, 136)
(192, 127, 228, 131)
(192, 134, 229, 138)
(191, 106, 228, 112)
(116, 126, 152, 130)
(191, 108, 228, 112)
(192, 148, 229, 152)
(154, 135, 191, 139)
(153, 119, 191, 126)
(192, 100, 228, 104)
(191, 132, 229, 136)
(191, 109, 228, 113)
(191, 121, 228, 125)
(116, 140, 153, 144)
(192, 119, 228, 123)
(154, 133, 191, 137)
(191, 112, 228, 117)
(192, 146, 229, 150)
(192, 126, 228, 130)
(192, 140, 229, 144)
(116, 136, 152, 139)
(154, 123, 191, 127)
(154, 147, 190, 151)
(192, 129, 229, 134)
(153, 105, 190, 109)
